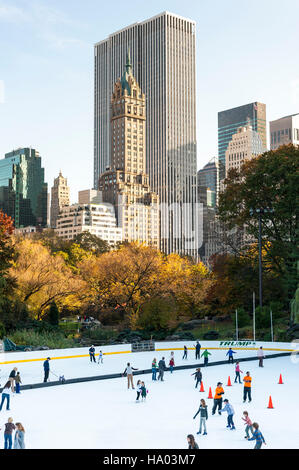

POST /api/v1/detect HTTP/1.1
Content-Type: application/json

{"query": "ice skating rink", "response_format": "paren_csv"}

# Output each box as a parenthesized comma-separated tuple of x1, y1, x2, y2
(0, 350, 298, 449)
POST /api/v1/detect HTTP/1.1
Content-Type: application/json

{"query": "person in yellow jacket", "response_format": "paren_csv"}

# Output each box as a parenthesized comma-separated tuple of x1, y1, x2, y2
(212, 382, 225, 415)
(243, 371, 252, 403)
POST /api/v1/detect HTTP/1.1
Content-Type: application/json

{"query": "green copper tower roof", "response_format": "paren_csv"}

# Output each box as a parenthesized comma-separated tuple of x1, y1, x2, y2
(121, 49, 132, 95)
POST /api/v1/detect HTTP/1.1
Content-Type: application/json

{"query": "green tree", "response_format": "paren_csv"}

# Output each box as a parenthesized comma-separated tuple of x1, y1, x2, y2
(137, 297, 175, 331)
(73, 231, 110, 255)
(218, 144, 299, 303)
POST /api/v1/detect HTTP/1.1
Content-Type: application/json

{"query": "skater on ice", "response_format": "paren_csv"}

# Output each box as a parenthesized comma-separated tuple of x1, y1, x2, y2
(140, 382, 147, 401)
(0, 381, 13, 411)
(43, 357, 51, 383)
(151, 358, 158, 381)
(194, 341, 201, 360)
(157, 357, 166, 381)
(219, 399, 235, 430)
(136, 380, 142, 401)
(212, 382, 224, 415)
(14, 422, 25, 449)
(242, 411, 253, 439)
(1, 417, 15, 449)
(248, 422, 266, 449)
(201, 349, 211, 366)
(234, 361, 243, 383)
(123, 363, 138, 389)
(187, 434, 199, 449)
(193, 398, 208, 435)
(243, 371, 252, 403)
(15, 372, 22, 394)
(226, 348, 236, 364)
(257, 347, 265, 367)
(182, 345, 188, 360)
(98, 350, 103, 364)
(191, 368, 202, 389)
(8, 367, 17, 392)
(89, 345, 96, 363)
(169, 356, 175, 373)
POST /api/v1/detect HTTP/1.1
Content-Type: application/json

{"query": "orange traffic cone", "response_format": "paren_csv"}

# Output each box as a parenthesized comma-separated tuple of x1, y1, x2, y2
(208, 387, 213, 399)
(200, 381, 205, 392)
(227, 376, 232, 386)
(267, 396, 274, 409)
(278, 374, 283, 384)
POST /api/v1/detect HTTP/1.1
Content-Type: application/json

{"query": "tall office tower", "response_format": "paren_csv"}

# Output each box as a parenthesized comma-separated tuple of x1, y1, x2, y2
(270, 113, 299, 150)
(0, 148, 48, 228)
(225, 124, 265, 177)
(218, 102, 266, 180)
(94, 11, 198, 255)
(98, 55, 159, 248)
(50, 171, 70, 228)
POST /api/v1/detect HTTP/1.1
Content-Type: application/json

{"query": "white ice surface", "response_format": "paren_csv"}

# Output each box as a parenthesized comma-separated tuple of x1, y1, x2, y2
(0, 352, 298, 449)
(0, 340, 294, 385)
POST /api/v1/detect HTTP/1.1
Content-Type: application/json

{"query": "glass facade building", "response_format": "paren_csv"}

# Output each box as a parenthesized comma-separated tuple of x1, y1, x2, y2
(0, 148, 48, 228)
(197, 156, 219, 208)
(94, 11, 198, 256)
(218, 102, 266, 179)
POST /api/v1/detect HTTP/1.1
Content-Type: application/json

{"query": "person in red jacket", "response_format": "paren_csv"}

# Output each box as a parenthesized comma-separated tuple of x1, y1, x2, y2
(169, 357, 175, 374)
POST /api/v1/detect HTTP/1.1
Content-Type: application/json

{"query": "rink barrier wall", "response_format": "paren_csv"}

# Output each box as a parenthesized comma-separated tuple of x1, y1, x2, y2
(0, 341, 296, 366)
(7, 350, 297, 392)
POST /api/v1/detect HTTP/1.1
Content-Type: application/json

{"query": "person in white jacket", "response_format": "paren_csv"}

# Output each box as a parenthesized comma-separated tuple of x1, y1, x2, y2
(257, 347, 265, 367)
(123, 363, 139, 389)
(0, 381, 13, 411)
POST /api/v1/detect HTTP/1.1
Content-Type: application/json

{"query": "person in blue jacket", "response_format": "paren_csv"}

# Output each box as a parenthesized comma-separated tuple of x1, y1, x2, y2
(226, 348, 236, 364)
(219, 399, 235, 430)
(247, 422, 266, 449)
(43, 357, 51, 383)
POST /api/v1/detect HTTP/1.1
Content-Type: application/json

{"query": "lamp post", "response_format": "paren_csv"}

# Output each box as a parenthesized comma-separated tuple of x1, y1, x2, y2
(249, 207, 274, 309)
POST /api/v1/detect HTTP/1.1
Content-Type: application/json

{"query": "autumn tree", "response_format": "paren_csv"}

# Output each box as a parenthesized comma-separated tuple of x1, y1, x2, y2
(10, 239, 84, 319)
(159, 253, 211, 319)
(79, 243, 163, 329)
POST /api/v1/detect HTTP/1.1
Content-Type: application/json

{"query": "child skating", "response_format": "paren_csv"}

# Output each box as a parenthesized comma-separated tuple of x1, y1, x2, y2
(140, 381, 147, 402)
(242, 411, 253, 439)
(169, 357, 175, 373)
(15, 372, 22, 394)
(219, 399, 235, 430)
(193, 398, 208, 435)
(136, 380, 142, 401)
(191, 368, 202, 389)
(234, 361, 243, 383)
(97, 350, 103, 364)
(248, 422, 266, 449)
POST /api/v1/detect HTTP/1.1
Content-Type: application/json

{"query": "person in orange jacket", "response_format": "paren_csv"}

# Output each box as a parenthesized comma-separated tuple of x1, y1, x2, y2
(243, 371, 252, 403)
(212, 382, 225, 415)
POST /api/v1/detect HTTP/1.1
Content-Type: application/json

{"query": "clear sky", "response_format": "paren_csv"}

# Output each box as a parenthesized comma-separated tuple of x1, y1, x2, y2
(0, 0, 298, 203)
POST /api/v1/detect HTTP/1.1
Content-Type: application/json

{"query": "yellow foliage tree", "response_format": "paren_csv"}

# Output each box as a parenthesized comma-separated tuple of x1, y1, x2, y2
(79, 243, 163, 329)
(10, 238, 85, 319)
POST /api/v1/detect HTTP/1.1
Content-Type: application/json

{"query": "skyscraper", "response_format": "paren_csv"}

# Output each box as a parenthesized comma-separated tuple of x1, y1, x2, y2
(197, 157, 219, 208)
(225, 124, 265, 177)
(98, 53, 159, 248)
(94, 11, 198, 255)
(50, 171, 70, 228)
(0, 148, 48, 228)
(270, 113, 299, 150)
(218, 102, 266, 179)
